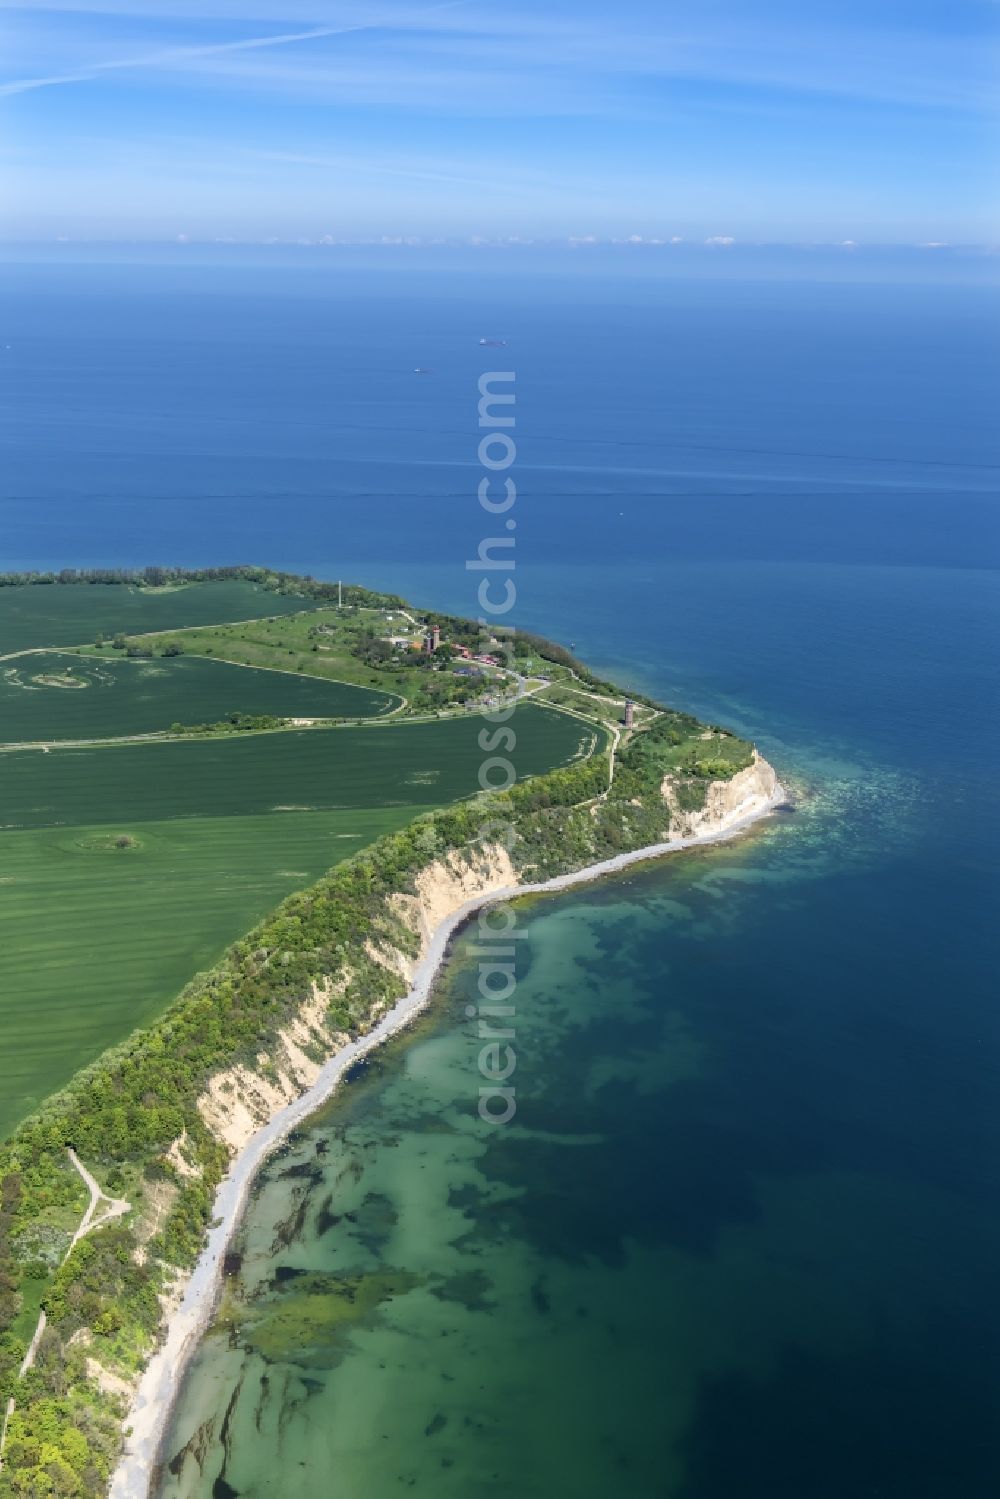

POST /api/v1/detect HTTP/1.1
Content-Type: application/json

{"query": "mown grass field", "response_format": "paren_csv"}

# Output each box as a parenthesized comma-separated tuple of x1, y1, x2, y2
(119, 605, 427, 699)
(0, 579, 308, 655)
(0, 703, 602, 1134)
(0, 652, 396, 742)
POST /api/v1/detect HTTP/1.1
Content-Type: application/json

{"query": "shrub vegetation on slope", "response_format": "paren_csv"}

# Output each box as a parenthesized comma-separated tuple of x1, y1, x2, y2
(0, 573, 755, 1497)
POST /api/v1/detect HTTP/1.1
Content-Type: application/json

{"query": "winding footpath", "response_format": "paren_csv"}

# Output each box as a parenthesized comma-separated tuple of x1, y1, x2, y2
(0, 1151, 129, 1471)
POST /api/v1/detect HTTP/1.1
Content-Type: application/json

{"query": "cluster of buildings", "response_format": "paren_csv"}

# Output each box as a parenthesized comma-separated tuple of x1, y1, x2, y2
(380, 617, 506, 677)
(380, 627, 443, 655)
(450, 642, 501, 667)
(409, 623, 502, 671)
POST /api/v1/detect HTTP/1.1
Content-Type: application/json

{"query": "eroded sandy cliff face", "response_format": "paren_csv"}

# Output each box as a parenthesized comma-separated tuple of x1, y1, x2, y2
(119, 796, 787, 1495)
(189, 845, 518, 1162)
(182, 777, 790, 1171)
(177, 760, 786, 1176)
(408, 844, 517, 939)
(661, 750, 781, 840)
(195, 979, 349, 1157)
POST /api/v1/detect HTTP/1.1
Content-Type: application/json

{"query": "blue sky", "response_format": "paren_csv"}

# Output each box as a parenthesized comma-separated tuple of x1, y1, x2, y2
(0, 0, 996, 244)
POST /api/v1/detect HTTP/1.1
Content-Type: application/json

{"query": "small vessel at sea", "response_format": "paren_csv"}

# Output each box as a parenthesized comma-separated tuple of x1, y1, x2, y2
(478, 337, 508, 346)
(413, 367, 431, 374)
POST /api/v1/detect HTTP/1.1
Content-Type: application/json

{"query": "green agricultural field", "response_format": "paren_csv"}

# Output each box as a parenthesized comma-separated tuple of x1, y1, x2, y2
(0, 572, 606, 1138)
(0, 652, 396, 743)
(0, 808, 421, 1138)
(0, 703, 602, 1134)
(0, 704, 596, 829)
(0, 579, 309, 655)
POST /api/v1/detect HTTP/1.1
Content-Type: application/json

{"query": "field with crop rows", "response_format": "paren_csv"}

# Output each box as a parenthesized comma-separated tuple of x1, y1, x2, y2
(0, 652, 395, 742)
(0, 579, 307, 655)
(0, 692, 601, 1134)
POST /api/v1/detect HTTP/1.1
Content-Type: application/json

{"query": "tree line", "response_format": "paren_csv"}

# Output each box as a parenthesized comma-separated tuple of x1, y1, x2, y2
(0, 630, 753, 1497)
(0, 565, 406, 612)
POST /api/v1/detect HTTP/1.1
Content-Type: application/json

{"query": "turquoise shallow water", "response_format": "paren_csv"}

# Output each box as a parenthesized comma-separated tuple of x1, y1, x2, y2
(155, 559, 1000, 1498)
(3, 264, 997, 1496)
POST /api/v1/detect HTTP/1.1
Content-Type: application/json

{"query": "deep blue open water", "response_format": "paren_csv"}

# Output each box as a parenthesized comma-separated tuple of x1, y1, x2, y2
(2, 260, 999, 1495)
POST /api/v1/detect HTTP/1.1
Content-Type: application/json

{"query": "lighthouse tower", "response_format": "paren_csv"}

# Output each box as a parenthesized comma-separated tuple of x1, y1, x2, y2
(624, 698, 635, 729)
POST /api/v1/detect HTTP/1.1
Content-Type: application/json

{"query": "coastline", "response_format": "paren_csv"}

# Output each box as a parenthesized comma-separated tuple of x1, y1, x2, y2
(111, 773, 787, 1499)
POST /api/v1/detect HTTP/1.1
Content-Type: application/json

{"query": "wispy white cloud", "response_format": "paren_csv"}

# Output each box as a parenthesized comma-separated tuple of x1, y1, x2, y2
(0, 1, 468, 96)
(0, 1, 995, 112)
(0, 24, 369, 96)
(1, 0, 994, 242)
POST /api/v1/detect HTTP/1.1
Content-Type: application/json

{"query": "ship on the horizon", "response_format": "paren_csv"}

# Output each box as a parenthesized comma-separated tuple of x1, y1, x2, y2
(478, 337, 508, 346)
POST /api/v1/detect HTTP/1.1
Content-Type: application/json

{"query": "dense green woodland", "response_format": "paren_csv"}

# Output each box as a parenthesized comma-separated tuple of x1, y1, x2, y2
(0, 569, 754, 1497)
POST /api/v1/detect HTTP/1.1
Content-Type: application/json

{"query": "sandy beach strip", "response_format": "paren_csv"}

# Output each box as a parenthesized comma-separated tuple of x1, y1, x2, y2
(110, 777, 786, 1499)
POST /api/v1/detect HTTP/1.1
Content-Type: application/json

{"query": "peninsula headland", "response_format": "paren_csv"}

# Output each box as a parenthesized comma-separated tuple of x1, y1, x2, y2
(0, 567, 783, 1498)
